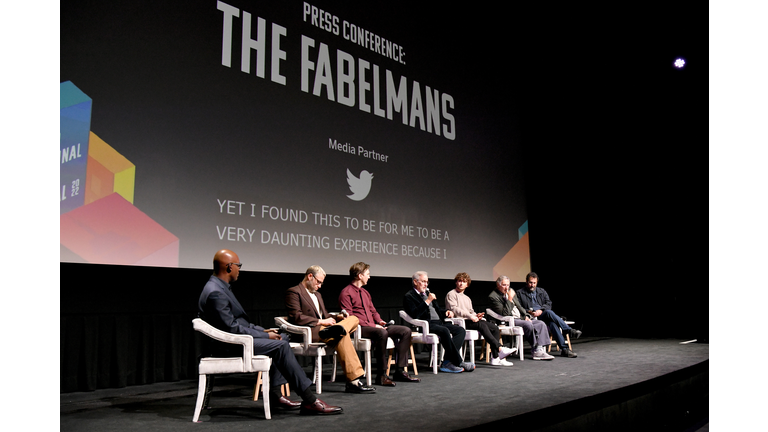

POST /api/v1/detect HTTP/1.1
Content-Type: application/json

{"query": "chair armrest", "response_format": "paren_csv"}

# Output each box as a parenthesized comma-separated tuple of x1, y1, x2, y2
(274, 317, 313, 350)
(485, 309, 515, 326)
(445, 317, 466, 328)
(400, 310, 430, 335)
(192, 318, 254, 367)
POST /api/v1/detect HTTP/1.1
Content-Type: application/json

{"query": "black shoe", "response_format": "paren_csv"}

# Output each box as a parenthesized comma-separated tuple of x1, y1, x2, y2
(392, 370, 421, 383)
(568, 329, 582, 340)
(345, 380, 376, 394)
(561, 348, 578, 358)
(319, 325, 347, 341)
(300, 398, 343, 415)
(377, 375, 396, 386)
(270, 395, 301, 410)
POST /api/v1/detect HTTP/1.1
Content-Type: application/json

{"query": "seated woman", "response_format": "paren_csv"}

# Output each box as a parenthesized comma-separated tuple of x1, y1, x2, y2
(445, 272, 515, 366)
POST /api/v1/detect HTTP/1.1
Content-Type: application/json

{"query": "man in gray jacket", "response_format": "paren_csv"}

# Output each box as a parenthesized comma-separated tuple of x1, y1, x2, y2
(488, 275, 555, 360)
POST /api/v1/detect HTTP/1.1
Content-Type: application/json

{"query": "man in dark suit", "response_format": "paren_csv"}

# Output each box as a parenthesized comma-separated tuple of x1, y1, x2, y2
(198, 249, 342, 415)
(515, 272, 582, 358)
(285, 265, 375, 394)
(403, 270, 474, 373)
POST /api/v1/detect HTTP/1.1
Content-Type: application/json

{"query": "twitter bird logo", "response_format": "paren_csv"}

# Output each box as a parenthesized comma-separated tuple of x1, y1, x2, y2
(347, 169, 373, 201)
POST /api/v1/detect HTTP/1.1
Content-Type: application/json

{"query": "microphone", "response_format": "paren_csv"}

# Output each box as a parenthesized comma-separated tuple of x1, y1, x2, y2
(340, 309, 348, 317)
(387, 320, 395, 326)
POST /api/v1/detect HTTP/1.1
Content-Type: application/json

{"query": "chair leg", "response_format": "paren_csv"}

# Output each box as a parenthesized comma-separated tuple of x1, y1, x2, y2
(365, 350, 372, 386)
(193, 374, 207, 422)
(517, 334, 524, 361)
(331, 353, 337, 383)
(260, 369, 271, 420)
(253, 371, 263, 401)
(409, 344, 418, 376)
(315, 355, 323, 394)
(432, 344, 438, 374)
(386, 349, 394, 377)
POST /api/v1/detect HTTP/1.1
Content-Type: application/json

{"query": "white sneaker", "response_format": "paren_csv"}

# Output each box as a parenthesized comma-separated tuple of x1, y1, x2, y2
(532, 347, 555, 360)
(491, 356, 514, 366)
(498, 346, 515, 360)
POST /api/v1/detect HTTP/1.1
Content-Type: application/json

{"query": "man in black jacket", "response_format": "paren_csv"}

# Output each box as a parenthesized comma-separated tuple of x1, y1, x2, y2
(403, 270, 473, 373)
(515, 272, 581, 358)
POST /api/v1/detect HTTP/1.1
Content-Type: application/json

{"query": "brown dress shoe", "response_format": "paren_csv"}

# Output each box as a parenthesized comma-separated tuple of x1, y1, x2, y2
(377, 375, 396, 386)
(270, 395, 301, 410)
(392, 370, 421, 382)
(300, 398, 343, 415)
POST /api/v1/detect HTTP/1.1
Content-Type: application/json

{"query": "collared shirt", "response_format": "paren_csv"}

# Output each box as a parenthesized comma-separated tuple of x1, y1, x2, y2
(527, 289, 542, 310)
(338, 283, 382, 327)
(305, 286, 322, 318)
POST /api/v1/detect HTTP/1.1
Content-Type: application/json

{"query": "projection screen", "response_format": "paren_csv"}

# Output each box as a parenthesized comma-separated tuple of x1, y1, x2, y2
(60, 0, 531, 281)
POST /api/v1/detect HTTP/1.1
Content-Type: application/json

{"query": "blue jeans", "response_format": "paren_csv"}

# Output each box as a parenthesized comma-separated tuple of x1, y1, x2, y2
(537, 310, 571, 349)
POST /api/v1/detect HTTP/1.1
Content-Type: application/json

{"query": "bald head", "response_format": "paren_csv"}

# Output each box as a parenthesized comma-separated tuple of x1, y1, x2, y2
(213, 249, 241, 283)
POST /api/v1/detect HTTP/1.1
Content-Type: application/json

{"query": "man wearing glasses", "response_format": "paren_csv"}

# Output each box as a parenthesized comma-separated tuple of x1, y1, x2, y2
(198, 249, 343, 415)
(403, 270, 474, 373)
(285, 265, 376, 394)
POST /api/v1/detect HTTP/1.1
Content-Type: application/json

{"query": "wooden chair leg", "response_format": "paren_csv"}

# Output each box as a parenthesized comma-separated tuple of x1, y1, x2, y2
(410, 344, 418, 375)
(255, 371, 289, 401)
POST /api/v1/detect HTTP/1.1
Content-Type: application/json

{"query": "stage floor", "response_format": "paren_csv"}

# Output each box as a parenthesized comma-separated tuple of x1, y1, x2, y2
(60, 337, 709, 432)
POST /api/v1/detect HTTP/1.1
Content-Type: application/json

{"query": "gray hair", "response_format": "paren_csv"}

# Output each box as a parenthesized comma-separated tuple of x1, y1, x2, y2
(496, 275, 510, 285)
(412, 270, 428, 285)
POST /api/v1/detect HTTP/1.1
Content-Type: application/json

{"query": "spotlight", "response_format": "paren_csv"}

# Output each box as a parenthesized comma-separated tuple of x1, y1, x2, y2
(674, 58, 686, 69)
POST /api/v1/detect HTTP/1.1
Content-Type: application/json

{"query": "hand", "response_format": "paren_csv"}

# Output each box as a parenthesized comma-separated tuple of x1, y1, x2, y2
(426, 293, 437, 303)
(446, 310, 454, 318)
(470, 315, 480, 322)
(532, 310, 542, 317)
(476, 312, 485, 319)
(319, 318, 336, 326)
(268, 332, 282, 340)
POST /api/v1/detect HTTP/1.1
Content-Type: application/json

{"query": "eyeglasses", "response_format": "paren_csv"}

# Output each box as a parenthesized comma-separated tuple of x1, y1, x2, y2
(228, 262, 243, 269)
(417, 279, 429, 286)
(312, 274, 325, 284)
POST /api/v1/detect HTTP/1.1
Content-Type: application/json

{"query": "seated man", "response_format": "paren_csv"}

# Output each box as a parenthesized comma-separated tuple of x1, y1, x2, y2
(339, 262, 420, 386)
(197, 249, 342, 415)
(514, 272, 581, 358)
(445, 272, 515, 366)
(403, 270, 474, 373)
(488, 275, 555, 360)
(285, 265, 376, 394)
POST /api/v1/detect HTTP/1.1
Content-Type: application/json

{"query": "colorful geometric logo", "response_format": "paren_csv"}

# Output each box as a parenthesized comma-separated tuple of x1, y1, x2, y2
(493, 220, 531, 282)
(60, 81, 179, 267)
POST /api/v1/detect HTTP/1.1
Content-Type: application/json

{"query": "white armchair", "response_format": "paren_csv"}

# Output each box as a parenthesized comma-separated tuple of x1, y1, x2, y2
(399, 310, 440, 374)
(444, 317, 479, 364)
(191, 318, 273, 422)
(274, 316, 330, 393)
(485, 309, 525, 361)
(346, 325, 373, 386)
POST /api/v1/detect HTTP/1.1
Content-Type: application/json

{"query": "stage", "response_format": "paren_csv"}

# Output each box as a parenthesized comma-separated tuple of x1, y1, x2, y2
(60, 337, 708, 431)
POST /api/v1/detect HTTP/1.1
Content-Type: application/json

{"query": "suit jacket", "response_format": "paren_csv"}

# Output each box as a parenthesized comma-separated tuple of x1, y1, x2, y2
(403, 287, 447, 323)
(285, 283, 330, 342)
(198, 275, 269, 356)
(514, 287, 553, 312)
(487, 289, 531, 323)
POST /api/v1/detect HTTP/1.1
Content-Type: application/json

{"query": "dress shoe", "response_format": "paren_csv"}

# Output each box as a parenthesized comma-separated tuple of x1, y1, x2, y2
(561, 347, 578, 358)
(270, 395, 301, 410)
(567, 329, 583, 339)
(377, 375, 396, 386)
(392, 370, 421, 383)
(300, 398, 343, 415)
(345, 380, 376, 394)
(319, 325, 347, 341)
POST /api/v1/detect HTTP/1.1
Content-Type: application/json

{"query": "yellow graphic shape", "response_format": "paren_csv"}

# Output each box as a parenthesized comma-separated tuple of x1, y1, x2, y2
(85, 132, 135, 205)
(493, 232, 531, 282)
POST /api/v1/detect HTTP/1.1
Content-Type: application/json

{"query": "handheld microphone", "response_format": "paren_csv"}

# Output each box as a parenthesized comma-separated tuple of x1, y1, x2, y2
(387, 320, 395, 326)
(340, 309, 348, 317)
